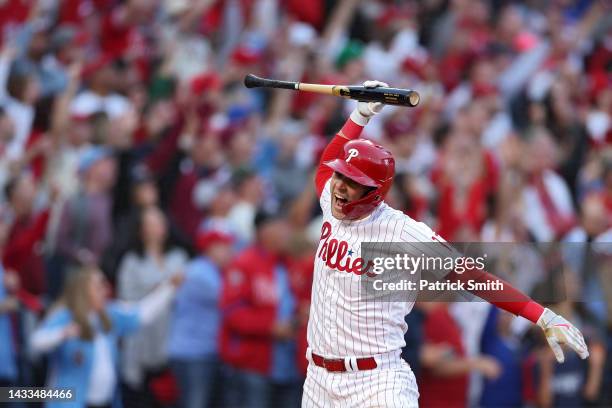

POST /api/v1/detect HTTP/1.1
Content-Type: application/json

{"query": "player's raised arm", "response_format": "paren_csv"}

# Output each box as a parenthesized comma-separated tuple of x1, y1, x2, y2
(314, 80, 388, 197)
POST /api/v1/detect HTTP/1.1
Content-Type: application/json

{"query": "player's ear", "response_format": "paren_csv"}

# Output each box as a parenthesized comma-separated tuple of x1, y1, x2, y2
(361, 186, 376, 199)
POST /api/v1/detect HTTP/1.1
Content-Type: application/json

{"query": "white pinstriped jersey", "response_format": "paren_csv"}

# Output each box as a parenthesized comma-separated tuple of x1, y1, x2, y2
(307, 179, 449, 358)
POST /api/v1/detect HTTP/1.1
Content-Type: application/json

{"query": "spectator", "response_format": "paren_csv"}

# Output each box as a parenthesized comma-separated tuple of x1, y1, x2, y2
(0, 263, 18, 388)
(168, 124, 231, 245)
(54, 146, 117, 291)
(30, 266, 183, 408)
(479, 307, 525, 408)
(0, 106, 16, 194)
(168, 228, 235, 408)
(536, 302, 607, 407)
(220, 212, 302, 408)
(226, 169, 265, 246)
(0, 213, 18, 387)
(563, 193, 611, 324)
(70, 56, 131, 120)
(116, 206, 188, 404)
(431, 127, 498, 241)
(0, 43, 39, 164)
(520, 128, 576, 242)
(418, 302, 502, 408)
(2, 173, 54, 298)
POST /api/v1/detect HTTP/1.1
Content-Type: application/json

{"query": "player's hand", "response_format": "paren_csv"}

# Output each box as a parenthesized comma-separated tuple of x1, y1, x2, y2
(351, 80, 388, 125)
(537, 308, 589, 363)
(358, 80, 388, 117)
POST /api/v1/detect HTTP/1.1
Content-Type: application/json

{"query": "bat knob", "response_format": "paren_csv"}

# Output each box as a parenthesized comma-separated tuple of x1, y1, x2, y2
(244, 74, 262, 88)
(408, 91, 420, 107)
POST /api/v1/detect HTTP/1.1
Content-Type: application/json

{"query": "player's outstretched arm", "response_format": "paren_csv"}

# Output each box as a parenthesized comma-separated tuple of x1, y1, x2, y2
(448, 268, 589, 363)
(314, 80, 388, 197)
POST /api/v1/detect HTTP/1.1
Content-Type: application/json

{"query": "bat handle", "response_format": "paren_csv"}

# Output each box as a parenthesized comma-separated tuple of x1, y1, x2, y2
(244, 74, 297, 90)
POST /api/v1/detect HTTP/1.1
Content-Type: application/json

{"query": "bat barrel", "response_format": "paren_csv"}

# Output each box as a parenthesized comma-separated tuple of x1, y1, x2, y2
(344, 86, 420, 107)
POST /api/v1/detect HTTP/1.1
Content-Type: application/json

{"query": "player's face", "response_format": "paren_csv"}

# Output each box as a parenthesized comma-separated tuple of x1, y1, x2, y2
(330, 172, 370, 219)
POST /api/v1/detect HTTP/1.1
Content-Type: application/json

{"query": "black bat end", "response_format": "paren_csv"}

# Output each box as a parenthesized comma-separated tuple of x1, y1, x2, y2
(244, 74, 263, 88)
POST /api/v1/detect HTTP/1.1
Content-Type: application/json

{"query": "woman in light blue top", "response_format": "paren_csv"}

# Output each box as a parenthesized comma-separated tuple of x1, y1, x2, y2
(30, 267, 182, 408)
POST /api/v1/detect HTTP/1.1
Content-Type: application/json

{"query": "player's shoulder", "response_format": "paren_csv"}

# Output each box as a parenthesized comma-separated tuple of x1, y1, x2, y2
(378, 203, 421, 227)
(378, 203, 440, 241)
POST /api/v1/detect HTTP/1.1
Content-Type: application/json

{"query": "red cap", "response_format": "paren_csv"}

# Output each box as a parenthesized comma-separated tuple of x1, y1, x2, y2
(191, 72, 222, 95)
(231, 46, 262, 66)
(377, 5, 413, 27)
(196, 229, 234, 251)
(81, 53, 114, 79)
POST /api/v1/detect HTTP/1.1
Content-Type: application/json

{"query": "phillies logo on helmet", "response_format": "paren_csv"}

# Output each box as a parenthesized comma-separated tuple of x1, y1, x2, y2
(346, 148, 359, 163)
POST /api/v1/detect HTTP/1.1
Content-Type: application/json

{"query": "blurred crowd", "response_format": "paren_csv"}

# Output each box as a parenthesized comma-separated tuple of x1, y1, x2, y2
(0, 0, 612, 407)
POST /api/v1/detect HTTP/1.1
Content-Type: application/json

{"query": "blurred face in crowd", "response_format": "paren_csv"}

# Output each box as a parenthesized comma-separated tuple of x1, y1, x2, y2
(209, 187, 236, 217)
(192, 131, 223, 168)
(259, 218, 292, 254)
(497, 5, 522, 41)
(9, 174, 36, 216)
(206, 242, 234, 269)
(523, 130, 557, 173)
(68, 119, 93, 147)
(133, 180, 159, 208)
(87, 157, 117, 191)
(91, 65, 118, 94)
(237, 175, 264, 204)
(330, 172, 370, 220)
(28, 31, 49, 60)
(581, 195, 609, 237)
(230, 130, 255, 166)
(127, 0, 159, 22)
(141, 207, 167, 246)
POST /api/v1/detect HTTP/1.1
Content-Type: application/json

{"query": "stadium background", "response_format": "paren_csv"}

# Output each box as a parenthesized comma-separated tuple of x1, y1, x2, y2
(0, 0, 611, 407)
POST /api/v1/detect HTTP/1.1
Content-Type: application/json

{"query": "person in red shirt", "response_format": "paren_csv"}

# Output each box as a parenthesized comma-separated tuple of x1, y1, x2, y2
(219, 212, 302, 407)
(2, 173, 53, 299)
(418, 302, 502, 408)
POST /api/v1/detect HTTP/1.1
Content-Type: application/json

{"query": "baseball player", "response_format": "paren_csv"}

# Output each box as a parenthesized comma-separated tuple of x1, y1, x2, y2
(302, 80, 590, 407)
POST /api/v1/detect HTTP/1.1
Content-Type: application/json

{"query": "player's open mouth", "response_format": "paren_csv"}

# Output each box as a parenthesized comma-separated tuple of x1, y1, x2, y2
(334, 193, 348, 210)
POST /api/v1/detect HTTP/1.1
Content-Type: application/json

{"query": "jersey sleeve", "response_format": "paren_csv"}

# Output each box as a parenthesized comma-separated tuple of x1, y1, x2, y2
(319, 178, 332, 216)
(398, 219, 544, 324)
(447, 268, 544, 323)
(314, 117, 364, 197)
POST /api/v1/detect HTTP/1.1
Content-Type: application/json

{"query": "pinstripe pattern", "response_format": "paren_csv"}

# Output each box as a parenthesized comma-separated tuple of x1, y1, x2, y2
(302, 359, 419, 407)
(303, 178, 444, 406)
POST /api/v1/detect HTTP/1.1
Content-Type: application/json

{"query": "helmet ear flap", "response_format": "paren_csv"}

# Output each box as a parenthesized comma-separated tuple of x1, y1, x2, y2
(342, 186, 385, 219)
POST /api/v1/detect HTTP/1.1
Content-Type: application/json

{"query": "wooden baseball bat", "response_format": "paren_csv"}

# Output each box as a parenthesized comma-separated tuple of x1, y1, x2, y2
(244, 74, 420, 107)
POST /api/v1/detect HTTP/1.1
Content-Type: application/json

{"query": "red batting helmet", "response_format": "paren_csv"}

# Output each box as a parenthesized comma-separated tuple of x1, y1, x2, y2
(324, 139, 395, 219)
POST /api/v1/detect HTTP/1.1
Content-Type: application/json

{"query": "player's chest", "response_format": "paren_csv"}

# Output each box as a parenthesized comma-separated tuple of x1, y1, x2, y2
(315, 220, 379, 277)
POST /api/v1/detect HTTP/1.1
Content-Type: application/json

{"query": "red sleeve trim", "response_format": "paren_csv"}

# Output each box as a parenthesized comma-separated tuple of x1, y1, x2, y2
(339, 118, 363, 140)
(517, 300, 545, 323)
